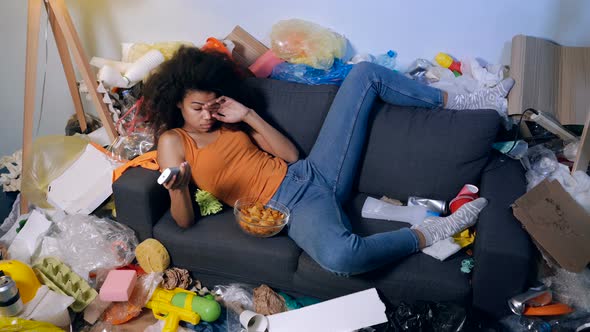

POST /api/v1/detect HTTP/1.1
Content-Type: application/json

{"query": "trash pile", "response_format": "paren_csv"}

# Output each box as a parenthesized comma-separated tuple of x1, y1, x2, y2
(1, 15, 588, 332)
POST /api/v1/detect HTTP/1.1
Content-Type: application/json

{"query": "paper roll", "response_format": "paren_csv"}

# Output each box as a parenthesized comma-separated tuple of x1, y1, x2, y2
(239, 310, 268, 332)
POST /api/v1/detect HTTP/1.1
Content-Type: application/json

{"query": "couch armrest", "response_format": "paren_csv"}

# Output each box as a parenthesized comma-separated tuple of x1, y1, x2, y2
(112, 167, 170, 241)
(472, 152, 536, 318)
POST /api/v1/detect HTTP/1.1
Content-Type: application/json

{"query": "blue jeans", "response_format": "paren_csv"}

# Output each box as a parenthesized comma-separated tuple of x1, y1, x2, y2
(271, 62, 444, 275)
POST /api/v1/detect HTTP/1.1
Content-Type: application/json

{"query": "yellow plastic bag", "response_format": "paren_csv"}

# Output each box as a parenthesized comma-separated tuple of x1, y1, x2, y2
(124, 41, 195, 63)
(271, 19, 347, 70)
(20, 135, 89, 209)
(0, 317, 63, 331)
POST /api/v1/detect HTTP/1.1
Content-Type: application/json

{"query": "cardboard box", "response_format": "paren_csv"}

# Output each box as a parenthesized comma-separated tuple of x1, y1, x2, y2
(225, 25, 269, 69)
(512, 179, 590, 272)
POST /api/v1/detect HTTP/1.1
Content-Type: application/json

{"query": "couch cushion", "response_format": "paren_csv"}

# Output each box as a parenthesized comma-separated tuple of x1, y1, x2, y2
(357, 103, 501, 202)
(153, 209, 302, 288)
(293, 193, 471, 303)
(243, 78, 338, 156)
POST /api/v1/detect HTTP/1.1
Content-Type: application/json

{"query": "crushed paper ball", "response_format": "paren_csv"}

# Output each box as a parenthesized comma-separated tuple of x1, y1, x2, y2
(162, 267, 193, 290)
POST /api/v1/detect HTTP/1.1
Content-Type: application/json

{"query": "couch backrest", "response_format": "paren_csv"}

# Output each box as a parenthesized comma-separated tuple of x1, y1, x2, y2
(244, 78, 501, 202)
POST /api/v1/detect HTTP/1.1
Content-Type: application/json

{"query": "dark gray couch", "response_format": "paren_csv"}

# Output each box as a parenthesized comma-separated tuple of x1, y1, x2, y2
(113, 78, 535, 318)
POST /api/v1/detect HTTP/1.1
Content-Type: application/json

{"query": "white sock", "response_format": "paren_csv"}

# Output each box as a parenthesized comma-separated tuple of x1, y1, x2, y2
(445, 78, 515, 111)
(412, 198, 488, 247)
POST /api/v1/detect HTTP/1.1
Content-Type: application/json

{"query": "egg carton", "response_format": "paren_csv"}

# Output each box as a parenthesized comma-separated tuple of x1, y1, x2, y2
(33, 257, 98, 312)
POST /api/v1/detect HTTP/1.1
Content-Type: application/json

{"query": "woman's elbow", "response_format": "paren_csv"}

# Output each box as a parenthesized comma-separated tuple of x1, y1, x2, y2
(285, 150, 299, 163)
(172, 213, 195, 229)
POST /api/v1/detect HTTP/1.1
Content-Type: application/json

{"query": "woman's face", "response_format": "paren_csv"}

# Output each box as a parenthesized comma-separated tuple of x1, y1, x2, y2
(177, 90, 219, 133)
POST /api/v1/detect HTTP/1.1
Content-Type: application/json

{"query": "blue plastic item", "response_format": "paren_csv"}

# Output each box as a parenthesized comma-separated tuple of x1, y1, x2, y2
(374, 50, 397, 70)
(270, 59, 353, 86)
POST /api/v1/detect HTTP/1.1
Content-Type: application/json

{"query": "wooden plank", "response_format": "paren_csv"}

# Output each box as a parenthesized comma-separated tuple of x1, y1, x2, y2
(558, 48, 590, 125)
(573, 109, 590, 173)
(21, 0, 43, 214)
(508, 35, 560, 118)
(509, 35, 590, 125)
(46, 0, 87, 132)
(48, 0, 117, 141)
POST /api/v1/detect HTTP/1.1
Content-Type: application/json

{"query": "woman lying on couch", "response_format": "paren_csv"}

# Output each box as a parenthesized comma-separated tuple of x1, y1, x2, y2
(142, 46, 514, 276)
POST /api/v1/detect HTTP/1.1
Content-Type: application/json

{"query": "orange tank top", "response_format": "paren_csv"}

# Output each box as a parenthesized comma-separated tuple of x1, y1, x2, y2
(173, 127, 288, 206)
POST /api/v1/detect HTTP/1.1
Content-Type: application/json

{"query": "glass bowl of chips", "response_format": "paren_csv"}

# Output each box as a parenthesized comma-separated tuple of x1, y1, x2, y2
(234, 198, 290, 238)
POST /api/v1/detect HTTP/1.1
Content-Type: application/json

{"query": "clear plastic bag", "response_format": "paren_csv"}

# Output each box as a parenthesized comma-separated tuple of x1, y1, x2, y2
(270, 59, 353, 85)
(522, 145, 560, 190)
(20, 136, 89, 209)
(271, 19, 346, 70)
(109, 132, 155, 162)
(33, 213, 138, 280)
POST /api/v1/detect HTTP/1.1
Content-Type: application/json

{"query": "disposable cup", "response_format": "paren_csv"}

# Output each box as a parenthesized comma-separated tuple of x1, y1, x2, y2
(123, 49, 165, 83)
(239, 310, 268, 332)
(456, 184, 479, 199)
(449, 195, 475, 213)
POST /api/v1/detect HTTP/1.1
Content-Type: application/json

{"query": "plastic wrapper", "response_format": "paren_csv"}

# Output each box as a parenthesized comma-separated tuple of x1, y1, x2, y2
(0, 317, 63, 331)
(382, 301, 467, 332)
(20, 135, 89, 209)
(523, 145, 590, 213)
(405, 58, 434, 84)
(271, 59, 353, 86)
(543, 267, 590, 312)
(523, 145, 560, 190)
(109, 132, 154, 162)
(271, 19, 346, 70)
(33, 213, 138, 281)
(213, 283, 254, 332)
(123, 41, 195, 63)
(103, 272, 163, 325)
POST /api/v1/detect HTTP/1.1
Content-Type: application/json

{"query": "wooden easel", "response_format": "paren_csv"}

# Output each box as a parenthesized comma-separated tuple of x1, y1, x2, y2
(22, 0, 118, 213)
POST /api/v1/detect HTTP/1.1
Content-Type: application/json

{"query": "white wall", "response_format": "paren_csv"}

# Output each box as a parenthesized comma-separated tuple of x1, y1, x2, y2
(2, 0, 590, 156)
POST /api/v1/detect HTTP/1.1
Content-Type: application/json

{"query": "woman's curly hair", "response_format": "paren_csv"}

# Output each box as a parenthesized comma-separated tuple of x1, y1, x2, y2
(142, 46, 245, 140)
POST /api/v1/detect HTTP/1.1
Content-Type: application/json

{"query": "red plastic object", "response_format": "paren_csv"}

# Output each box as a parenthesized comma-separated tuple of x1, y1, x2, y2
(449, 195, 474, 213)
(523, 303, 574, 316)
(201, 37, 232, 58)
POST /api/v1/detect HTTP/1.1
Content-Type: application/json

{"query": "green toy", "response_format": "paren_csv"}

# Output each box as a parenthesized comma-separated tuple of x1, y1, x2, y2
(194, 189, 223, 216)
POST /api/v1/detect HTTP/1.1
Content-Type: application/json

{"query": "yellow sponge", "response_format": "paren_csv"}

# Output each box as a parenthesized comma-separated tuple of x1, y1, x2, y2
(135, 238, 170, 272)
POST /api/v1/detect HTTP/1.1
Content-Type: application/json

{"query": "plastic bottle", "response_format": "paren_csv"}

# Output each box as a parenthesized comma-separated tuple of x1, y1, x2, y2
(374, 50, 397, 70)
(435, 52, 462, 75)
(500, 315, 552, 332)
(361, 197, 437, 225)
(121, 90, 137, 113)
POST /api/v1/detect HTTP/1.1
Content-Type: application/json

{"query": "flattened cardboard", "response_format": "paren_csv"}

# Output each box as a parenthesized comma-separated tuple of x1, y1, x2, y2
(225, 25, 269, 68)
(267, 288, 387, 332)
(512, 179, 590, 272)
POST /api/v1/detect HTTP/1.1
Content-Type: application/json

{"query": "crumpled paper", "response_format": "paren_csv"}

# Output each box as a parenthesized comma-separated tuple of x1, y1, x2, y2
(162, 267, 193, 290)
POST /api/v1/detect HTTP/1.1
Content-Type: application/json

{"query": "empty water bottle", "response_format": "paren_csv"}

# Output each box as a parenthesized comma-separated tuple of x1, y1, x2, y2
(374, 50, 397, 70)
(500, 315, 552, 332)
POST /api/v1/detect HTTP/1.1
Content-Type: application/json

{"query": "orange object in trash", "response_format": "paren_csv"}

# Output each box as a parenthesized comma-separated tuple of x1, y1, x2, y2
(201, 37, 232, 58)
(523, 303, 574, 316)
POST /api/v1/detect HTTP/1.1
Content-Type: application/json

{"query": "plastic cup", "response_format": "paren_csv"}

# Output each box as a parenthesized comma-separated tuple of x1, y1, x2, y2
(449, 195, 475, 213)
(123, 49, 165, 84)
(456, 184, 479, 199)
(239, 310, 268, 332)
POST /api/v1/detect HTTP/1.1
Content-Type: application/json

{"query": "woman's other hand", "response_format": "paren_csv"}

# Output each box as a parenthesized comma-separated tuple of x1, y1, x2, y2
(206, 96, 251, 124)
(163, 161, 191, 190)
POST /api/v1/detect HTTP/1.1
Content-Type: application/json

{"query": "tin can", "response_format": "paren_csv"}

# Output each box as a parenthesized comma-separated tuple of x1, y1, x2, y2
(407, 196, 448, 215)
(0, 275, 23, 317)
